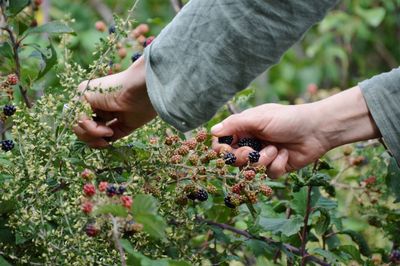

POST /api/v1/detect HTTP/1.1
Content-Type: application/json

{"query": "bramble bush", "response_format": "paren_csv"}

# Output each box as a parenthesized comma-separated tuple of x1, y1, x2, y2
(0, 1, 400, 265)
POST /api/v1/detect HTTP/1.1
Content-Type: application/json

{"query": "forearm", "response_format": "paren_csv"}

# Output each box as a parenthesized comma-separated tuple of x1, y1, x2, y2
(312, 86, 380, 150)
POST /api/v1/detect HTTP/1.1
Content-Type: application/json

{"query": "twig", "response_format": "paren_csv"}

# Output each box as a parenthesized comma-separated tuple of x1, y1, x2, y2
(111, 216, 126, 266)
(170, 0, 183, 13)
(0, 5, 32, 108)
(196, 217, 330, 266)
(300, 185, 313, 266)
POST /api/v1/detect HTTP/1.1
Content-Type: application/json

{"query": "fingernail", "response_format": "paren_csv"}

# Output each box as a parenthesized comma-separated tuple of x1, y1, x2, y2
(78, 120, 83, 124)
(211, 123, 223, 134)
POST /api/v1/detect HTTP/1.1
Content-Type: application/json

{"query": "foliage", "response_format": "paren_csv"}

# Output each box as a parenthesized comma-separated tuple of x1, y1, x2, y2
(0, 1, 399, 266)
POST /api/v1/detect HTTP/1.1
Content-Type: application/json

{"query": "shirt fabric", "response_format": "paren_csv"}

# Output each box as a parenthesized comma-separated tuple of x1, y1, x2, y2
(144, 0, 400, 165)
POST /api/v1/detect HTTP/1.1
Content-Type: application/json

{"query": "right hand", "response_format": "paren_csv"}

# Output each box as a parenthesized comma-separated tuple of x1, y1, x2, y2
(73, 57, 157, 148)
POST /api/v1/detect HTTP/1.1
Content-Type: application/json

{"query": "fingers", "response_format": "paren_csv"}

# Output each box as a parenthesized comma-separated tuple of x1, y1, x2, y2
(73, 116, 114, 148)
(211, 113, 259, 137)
(84, 91, 121, 112)
(257, 145, 278, 166)
(267, 149, 289, 179)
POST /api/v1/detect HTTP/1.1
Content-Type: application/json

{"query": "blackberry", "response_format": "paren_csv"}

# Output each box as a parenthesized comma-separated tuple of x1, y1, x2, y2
(248, 151, 260, 163)
(218, 136, 233, 145)
(224, 152, 236, 165)
(108, 25, 116, 34)
(187, 191, 197, 201)
(238, 138, 262, 151)
(85, 223, 99, 237)
(131, 53, 142, 63)
(106, 184, 117, 197)
(1, 140, 14, 152)
(117, 185, 126, 195)
(196, 189, 208, 202)
(3, 105, 16, 116)
(390, 250, 400, 263)
(224, 195, 236, 209)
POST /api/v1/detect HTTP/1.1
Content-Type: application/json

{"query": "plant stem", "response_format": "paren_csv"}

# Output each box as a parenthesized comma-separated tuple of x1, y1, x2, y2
(111, 216, 126, 266)
(300, 185, 313, 266)
(196, 217, 330, 266)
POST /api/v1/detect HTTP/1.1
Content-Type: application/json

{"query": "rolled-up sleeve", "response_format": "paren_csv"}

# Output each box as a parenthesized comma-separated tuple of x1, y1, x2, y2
(144, 0, 339, 131)
(359, 68, 400, 165)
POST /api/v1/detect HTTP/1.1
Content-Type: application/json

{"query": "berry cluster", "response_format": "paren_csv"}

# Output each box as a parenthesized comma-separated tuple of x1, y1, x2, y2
(217, 135, 263, 163)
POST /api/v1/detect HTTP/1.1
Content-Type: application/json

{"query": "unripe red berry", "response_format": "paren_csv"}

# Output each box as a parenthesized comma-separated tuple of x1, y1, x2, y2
(95, 21, 107, 32)
(85, 223, 99, 237)
(118, 48, 127, 59)
(243, 170, 256, 181)
(183, 139, 197, 150)
(177, 145, 189, 156)
(259, 184, 273, 197)
(83, 183, 96, 197)
(206, 150, 218, 160)
(170, 154, 182, 164)
(81, 201, 93, 214)
(81, 169, 95, 180)
(196, 130, 207, 142)
(232, 183, 242, 194)
(121, 195, 133, 209)
(98, 181, 108, 192)
(7, 74, 18, 85)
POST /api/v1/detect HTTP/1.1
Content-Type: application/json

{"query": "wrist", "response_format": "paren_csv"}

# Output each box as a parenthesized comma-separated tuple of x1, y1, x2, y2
(311, 86, 380, 150)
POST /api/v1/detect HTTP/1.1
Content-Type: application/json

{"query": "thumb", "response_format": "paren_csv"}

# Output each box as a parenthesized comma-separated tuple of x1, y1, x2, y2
(211, 113, 259, 137)
(84, 91, 120, 112)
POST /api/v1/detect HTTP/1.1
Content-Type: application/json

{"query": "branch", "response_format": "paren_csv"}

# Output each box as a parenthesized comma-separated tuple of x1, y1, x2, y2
(89, 0, 113, 24)
(111, 216, 126, 266)
(196, 217, 330, 266)
(170, 0, 183, 13)
(300, 185, 313, 265)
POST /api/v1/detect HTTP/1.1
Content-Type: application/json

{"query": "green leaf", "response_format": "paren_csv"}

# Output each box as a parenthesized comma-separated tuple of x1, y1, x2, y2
(311, 248, 344, 264)
(24, 21, 74, 36)
(36, 43, 57, 81)
(337, 245, 362, 263)
(386, 157, 400, 202)
(338, 230, 371, 256)
(6, 0, 29, 16)
(356, 7, 386, 27)
(132, 194, 159, 216)
(314, 208, 330, 235)
(0, 42, 13, 60)
(258, 215, 303, 237)
(132, 194, 166, 239)
(0, 255, 12, 266)
(93, 204, 128, 217)
(135, 214, 166, 239)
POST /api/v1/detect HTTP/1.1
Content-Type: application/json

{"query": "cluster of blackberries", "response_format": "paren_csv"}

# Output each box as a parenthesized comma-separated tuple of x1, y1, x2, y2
(3, 105, 16, 116)
(1, 140, 14, 152)
(187, 188, 208, 202)
(106, 184, 126, 197)
(218, 135, 262, 163)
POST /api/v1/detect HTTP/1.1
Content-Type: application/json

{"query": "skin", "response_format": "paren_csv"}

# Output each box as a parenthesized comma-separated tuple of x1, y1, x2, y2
(74, 58, 380, 178)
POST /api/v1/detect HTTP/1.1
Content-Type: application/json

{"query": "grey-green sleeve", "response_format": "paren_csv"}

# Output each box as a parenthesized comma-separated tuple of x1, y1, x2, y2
(144, 0, 339, 131)
(359, 68, 400, 165)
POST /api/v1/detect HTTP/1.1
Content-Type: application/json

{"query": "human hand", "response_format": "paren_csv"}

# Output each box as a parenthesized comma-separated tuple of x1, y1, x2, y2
(73, 57, 157, 148)
(211, 86, 380, 178)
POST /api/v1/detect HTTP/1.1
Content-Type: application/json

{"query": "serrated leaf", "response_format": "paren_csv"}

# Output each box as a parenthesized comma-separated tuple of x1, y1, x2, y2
(337, 245, 362, 263)
(132, 194, 158, 216)
(386, 158, 400, 202)
(135, 214, 166, 239)
(258, 216, 303, 237)
(6, 0, 29, 16)
(36, 43, 57, 81)
(93, 204, 128, 217)
(24, 21, 74, 36)
(0, 42, 13, 60)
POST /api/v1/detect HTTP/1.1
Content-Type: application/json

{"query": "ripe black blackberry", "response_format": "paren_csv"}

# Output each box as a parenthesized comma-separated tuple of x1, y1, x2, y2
(391, 249, 400, 263)
(187, 191, 197, 200)
(106, 184, 117, 197)
(238, 138, 262, 151)
(131, 53, 142, 63)
(117, 185, 126, 195)
(196, 189, 208, 202)
(224, 195, 235, 209)
(218, 136, 233, 145)
(1, 140, 14, 152)
(3, 105, 16, 116)
(224, 152, 236, 165)
(248, 151, 260, 163)
(108, 25, 116, 34)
